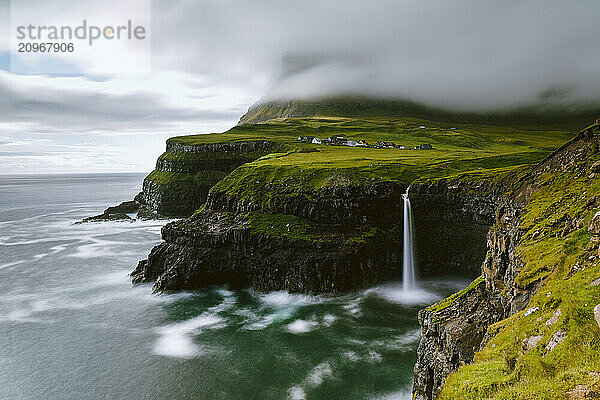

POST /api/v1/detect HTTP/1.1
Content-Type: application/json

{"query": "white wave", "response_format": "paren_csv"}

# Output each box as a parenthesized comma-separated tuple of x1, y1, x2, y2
(257, 290, 323, 307)
(69, 237, 138, 258)
(86, 270, 131, 288)
(322, 314, 336, 326)
(286, 313, 336, 334)
(287, 361, 334, 400)
(367, 350, 383, 363)
(287, 386, 306, 400)
(0, 207, 90, 226)
(343, 350, 360, 362)
(242, 312, 279, 331)
(346, 338, 367, 346)
(153, 314, 224, 358)
(305, 362, 333, 387)
(286, 319, 319, 334)
(342, 298, 362, 316)
(0, 236, 74, 246)
(241, 290, 324, 331)
(153, 292, 235, 358)
(340, 348, 382, 364)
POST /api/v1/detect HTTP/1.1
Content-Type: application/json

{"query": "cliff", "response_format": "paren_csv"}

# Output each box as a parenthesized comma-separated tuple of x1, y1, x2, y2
(413, 124, 600, 399)
(132, 178, 504, 292)
(131, 116, 572, 292)
(136, 137, 286, 218)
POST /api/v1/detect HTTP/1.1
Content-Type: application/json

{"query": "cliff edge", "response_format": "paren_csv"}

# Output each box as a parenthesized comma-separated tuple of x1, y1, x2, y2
(413, 124, 600, 399)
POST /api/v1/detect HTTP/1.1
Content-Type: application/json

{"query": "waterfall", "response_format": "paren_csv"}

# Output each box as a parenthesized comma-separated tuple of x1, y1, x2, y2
(402, 186, 416, 291)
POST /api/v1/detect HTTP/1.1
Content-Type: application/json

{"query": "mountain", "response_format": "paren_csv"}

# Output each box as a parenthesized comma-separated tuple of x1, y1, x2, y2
(238, 96, 600, 131)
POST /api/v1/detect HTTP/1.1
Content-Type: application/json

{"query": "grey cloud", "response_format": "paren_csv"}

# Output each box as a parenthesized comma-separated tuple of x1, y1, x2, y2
(152, 0, 600, 111)
(0, 78, 239, 133)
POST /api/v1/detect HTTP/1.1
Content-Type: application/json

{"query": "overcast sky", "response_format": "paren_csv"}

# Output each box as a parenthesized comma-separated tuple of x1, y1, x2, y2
(1, 0, 600, 173)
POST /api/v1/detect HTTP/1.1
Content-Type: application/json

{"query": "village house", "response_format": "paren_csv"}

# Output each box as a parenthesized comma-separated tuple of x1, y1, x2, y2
(297, 136, 316, 143)
(396, 144, 406, 149)
(374, 141, 395, 148)
(345, 140, 359, 147)
(414, 143, 433, 150)
(357, 140, 369, 147)
(312, 137, 322, 144)
(328, 136, 348, 145)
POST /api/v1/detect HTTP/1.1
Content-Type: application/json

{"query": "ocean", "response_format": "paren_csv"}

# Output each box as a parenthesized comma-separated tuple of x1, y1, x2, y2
(0, 173, 468, 400)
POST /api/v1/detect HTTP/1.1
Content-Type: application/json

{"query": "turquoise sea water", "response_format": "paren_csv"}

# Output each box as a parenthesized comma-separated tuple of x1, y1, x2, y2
(0, 174, 468, 400)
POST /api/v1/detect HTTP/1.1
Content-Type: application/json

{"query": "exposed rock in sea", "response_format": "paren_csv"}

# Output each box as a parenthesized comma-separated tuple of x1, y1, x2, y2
(76, 200, 140, 223)
(76, 212, 135, 223)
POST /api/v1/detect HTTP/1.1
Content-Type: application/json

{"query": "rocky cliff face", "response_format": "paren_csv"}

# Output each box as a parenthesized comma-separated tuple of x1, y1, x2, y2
(132, 175, 503, 292)
(136, 139, 285, 218)
(411, 179, 506, 277)
(412, 125, 600, 399)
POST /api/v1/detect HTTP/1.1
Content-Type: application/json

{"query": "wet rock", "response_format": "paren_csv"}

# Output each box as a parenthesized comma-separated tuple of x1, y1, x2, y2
(545, 329, 567, 353)
(104, 200, 139, 214)
(131, 208, 403, 293)
(76, 212, 134, 224)
(78, 197, 141, 223)
(413, 277, 503, 400)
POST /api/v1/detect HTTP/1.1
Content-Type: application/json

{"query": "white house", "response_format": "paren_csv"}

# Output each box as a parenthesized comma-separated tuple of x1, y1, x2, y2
(419, 125, 426, 129)
(345, 140, 359, 147)
(312, 137, 322, 144)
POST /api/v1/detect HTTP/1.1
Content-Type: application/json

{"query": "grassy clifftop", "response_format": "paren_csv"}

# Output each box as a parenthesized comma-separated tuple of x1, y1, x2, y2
(171, 116, 573, 205)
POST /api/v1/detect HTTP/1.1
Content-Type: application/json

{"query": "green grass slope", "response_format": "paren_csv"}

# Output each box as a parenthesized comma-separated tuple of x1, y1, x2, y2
(172, 116, 573, 205)
(438, 128, 600, 400)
